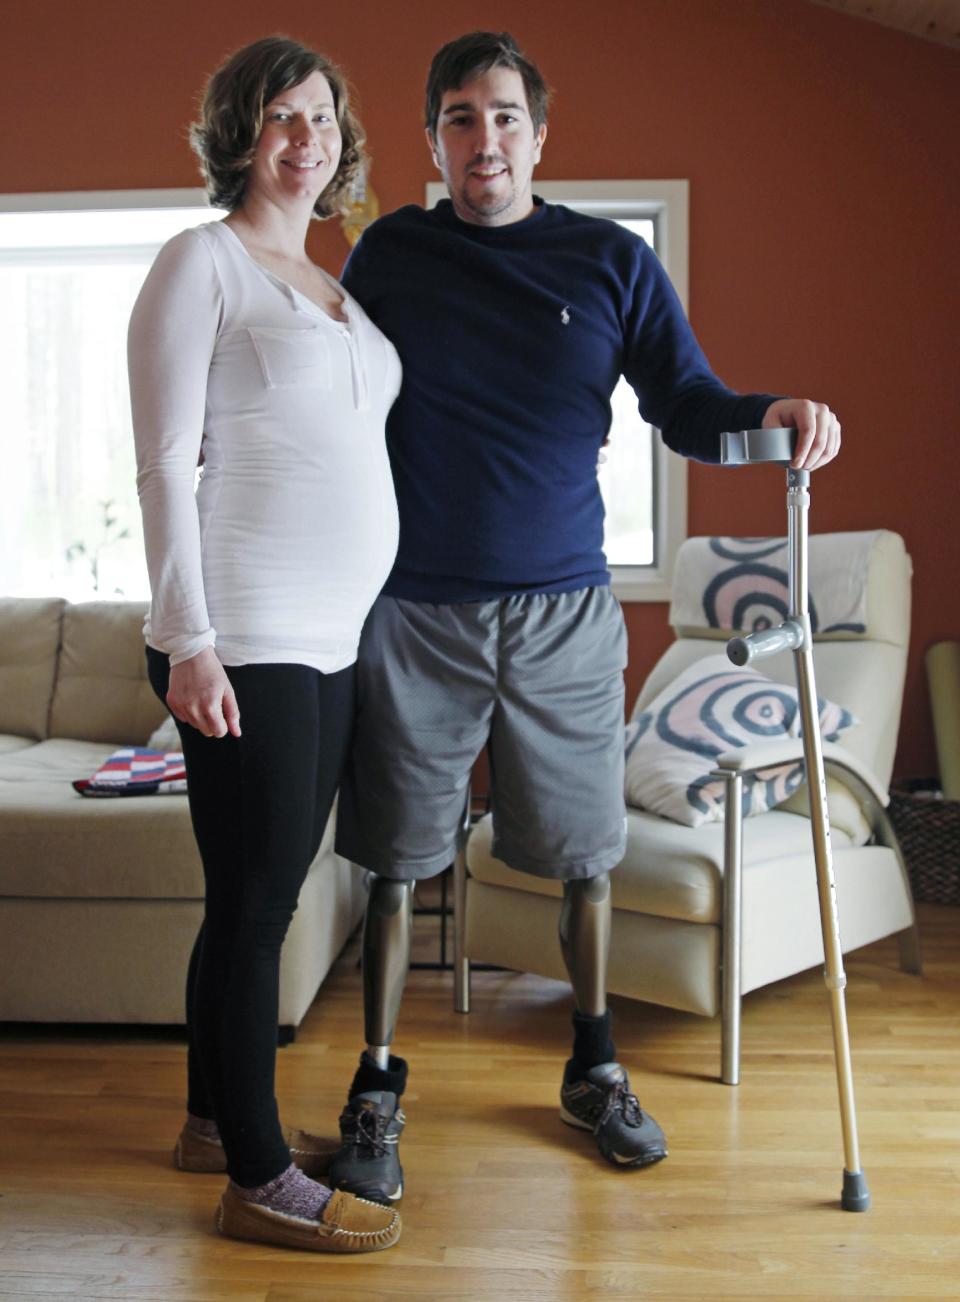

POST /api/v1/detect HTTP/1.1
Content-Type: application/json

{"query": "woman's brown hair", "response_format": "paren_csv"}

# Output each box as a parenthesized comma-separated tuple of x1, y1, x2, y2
(190, 35, 365, 218)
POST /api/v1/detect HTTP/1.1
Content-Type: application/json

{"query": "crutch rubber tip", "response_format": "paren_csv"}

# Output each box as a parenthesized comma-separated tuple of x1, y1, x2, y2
(841, 1169, 871, 1212)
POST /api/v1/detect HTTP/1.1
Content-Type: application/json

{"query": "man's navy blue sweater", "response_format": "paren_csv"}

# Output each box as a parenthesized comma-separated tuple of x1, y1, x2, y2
(342, 199, 777, 603)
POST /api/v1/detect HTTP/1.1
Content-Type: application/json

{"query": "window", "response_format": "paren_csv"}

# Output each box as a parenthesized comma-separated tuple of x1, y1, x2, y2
(426, 179, 689, 600)
(4, 183, 689, 604)
(0, 189, 225, 602)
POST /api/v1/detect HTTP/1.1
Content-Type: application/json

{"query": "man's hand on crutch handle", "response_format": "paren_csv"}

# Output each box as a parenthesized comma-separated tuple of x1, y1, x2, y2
(762, 397, 841, 471)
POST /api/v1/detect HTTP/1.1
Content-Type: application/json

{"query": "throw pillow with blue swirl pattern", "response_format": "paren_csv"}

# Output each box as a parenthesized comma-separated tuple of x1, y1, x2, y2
(670, 535, 873, 636)
(624, 654, 857, 827)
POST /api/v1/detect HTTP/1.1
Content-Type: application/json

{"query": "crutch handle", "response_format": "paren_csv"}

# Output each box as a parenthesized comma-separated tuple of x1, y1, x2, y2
(727, 619, 804, 666)
(720, 427, 797, 465)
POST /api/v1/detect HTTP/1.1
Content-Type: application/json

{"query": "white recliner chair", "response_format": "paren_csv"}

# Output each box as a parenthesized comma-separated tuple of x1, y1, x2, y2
(454, 530, 921, 1081)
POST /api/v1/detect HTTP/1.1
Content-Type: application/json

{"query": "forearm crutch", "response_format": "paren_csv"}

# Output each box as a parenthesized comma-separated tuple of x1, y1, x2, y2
(719, 426, 870, 1213)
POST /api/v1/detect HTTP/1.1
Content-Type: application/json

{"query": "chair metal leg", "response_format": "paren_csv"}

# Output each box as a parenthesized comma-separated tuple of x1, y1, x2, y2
(452, 787, 472, 1014)
(872, 801, 923, 976)
(720, 771, 744, 1085)
(453, 842, 471, 1013)
(897, 924, 923, 975)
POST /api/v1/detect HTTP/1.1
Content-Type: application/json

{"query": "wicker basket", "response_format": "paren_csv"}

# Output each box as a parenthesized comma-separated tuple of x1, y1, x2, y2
(888, 779, 960, 906)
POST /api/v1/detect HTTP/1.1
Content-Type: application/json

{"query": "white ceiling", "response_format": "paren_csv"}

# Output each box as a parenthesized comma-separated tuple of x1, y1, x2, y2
(806, 0, 960, 49)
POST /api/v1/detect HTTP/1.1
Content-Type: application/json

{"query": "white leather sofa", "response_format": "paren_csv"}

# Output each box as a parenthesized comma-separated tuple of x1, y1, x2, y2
(456, 531, 921, 1080)
(0, 597, 365, 1028)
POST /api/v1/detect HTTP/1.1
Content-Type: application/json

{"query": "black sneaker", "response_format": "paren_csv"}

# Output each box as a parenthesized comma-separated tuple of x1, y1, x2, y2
(327, 1090, 405, 1204)
(560, 1062, 668, 1168)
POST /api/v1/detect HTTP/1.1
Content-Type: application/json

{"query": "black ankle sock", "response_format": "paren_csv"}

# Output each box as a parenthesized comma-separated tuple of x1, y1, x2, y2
(566, 1009, 616, 1081)
(350, 1050, 408, 1100)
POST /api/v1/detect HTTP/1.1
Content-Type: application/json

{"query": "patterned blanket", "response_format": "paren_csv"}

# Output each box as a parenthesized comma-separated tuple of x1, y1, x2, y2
(73, 747, 187, 797)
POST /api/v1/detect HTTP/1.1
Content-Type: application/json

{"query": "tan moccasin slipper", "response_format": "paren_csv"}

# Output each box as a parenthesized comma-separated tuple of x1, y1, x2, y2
(175, 1124, 337, 1178)
(216, 1185, 401, 1253)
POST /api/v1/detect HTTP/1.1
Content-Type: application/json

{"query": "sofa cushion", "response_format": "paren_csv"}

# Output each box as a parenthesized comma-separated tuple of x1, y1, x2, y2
(48, 602, 168, 745)
(0, 598, 65, 741)
(0, 736, 37, 756)
(468, 807, 854, 926)
(0, 739, 203, 899)
(148, 715, 180, 751)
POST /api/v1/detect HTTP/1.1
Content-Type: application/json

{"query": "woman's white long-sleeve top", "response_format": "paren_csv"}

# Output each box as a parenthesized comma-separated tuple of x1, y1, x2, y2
(128, 219, 400, 671)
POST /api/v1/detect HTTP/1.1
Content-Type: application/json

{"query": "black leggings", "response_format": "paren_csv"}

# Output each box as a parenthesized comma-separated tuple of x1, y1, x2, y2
(147, 648, 356, 1187)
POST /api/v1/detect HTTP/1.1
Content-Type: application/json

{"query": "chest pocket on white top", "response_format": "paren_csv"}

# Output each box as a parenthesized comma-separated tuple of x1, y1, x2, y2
(248, 326, 332, 390)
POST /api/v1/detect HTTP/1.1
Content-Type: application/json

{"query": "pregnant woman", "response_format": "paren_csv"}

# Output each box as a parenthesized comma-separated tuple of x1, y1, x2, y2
(128, 36, 400, 1253)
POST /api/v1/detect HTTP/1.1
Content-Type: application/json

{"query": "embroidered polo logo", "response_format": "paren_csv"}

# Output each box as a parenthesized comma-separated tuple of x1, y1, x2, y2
(560, 306, 571, 325)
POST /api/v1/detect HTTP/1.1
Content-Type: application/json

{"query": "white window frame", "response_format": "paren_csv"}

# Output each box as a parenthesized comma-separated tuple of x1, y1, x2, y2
(0, 187, 212, 215)
(426, 178, 689, 601)
(0, 188, 220, 266)
(0, 188, 220, 602)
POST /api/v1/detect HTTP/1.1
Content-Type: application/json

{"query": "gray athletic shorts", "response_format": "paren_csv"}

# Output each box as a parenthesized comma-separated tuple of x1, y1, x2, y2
(335, 586, 628, 882)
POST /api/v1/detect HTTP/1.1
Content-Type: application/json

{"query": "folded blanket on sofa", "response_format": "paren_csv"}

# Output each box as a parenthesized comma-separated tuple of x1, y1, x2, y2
(73, 747, 187, 797)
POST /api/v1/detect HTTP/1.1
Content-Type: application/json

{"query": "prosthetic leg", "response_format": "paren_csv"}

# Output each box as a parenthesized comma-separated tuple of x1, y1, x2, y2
(362, 877, 414, 1068)
(559, 873, 612, 1017)
(326, 877, 413, 1204)
(557, 870, 668, 1165)
(453, 801, 614, 1017)
(718, 426, 870, 1212)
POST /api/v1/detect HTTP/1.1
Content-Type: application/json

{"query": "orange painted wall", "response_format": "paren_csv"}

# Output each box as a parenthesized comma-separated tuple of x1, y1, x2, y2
(4, 0, 957, 776)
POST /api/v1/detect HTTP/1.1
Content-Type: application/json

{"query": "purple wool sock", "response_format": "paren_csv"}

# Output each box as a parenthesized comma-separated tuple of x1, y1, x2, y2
(186, 1112, 220, 1141)
(232, 1162, 332, 1221)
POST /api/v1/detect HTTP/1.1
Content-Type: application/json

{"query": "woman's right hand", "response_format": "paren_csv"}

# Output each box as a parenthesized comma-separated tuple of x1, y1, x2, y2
(167, 647, 241, 739)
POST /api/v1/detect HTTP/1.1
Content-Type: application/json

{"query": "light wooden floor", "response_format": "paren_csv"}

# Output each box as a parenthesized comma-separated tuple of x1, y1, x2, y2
(1, 901, 958, 1301)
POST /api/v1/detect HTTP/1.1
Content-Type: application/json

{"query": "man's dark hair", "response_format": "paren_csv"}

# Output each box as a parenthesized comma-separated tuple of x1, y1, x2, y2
(424, 31, 550, 139)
